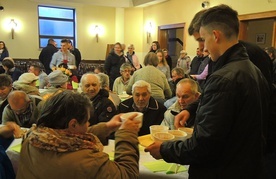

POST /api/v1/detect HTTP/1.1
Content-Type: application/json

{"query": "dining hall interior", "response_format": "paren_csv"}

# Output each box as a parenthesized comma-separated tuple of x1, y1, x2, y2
(1, 0, 276, 179)
(0, 0, 276, 65)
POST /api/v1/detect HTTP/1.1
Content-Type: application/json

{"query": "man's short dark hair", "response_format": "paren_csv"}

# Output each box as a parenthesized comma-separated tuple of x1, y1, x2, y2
(30, 64, 41, 71)
(197, 4, 239, 39)
(48, 38, 55, 44)
(264, 47, 276, 59)
(61, 39, 69, 44)
(0, 74, 12, 87)
(2, 59, 14, 69)
(188, 9, 207, 36)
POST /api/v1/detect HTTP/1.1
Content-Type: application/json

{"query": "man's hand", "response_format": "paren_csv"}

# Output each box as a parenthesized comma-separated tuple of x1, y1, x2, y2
(119, 113, 140, 133)
(144, 141, 163, 159)
(106, 114, 123, 132)
(174, 110, 190, 129)
(0, 122, 21, 138)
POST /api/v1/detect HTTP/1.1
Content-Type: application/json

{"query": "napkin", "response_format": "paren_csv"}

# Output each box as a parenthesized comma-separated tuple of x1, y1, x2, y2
(108, 152, 114, 161)
(143, 160, 187, 173)
(9, 143, 22, 153)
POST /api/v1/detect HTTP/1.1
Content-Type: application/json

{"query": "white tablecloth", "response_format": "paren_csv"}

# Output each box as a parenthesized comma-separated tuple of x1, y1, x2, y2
(7, 138, 189, 178)
(103, 140, 189, 179)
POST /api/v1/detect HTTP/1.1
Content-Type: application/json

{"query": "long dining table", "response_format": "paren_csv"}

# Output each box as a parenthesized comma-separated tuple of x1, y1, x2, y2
(7, 137, 189, 178)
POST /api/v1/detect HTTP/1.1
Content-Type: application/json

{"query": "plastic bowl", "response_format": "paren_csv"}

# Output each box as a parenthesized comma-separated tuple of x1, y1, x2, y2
(168, 130, 187, 140)
(153, 132, 175, 142)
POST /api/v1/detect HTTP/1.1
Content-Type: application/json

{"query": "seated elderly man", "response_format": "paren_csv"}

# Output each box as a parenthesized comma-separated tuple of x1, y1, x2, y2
(2, 91, 41, 128)
(13, 73, 40, 96)
(40, 70, 68, 100)
(0, 74, 13, 124)
(112, 63, 132, 95)
(28, 64, 48, 89)
(118, 80, 166, 136)
(80, 73, 117, 125)
(164, 67, 187, 108)
(161, 78, 200, 129)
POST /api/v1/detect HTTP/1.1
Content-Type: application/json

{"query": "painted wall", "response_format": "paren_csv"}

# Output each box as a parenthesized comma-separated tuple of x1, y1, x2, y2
(124, 8, 144, 65)
(140, 0, 276, 62)
(0, 0, 116, 60)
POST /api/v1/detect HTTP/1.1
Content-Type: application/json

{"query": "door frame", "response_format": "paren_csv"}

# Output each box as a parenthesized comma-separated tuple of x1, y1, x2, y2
(238, 10, 276, 47)
(158, 23, 186, 50)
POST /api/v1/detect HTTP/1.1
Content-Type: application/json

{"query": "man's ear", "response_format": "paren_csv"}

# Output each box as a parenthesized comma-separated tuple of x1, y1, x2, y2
(212, 30, 221, 42)
(195, 92, 201, 99)
(68, 118, 78, 131)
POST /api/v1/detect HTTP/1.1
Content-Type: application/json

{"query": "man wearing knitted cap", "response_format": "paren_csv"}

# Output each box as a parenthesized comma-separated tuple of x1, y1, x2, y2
(2, 91, 41, 128)
(13, 73, 40, 96)
(40, 70, 68, 99)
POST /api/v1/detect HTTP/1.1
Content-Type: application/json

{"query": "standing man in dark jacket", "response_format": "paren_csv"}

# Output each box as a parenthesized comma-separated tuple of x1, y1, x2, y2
(68, 40, 82, 69)
(189, 47, 204, 75)
(104, 42, 126, 89)
(80, 73, 117, 125)
(145, 5, 269, 179)
(39, 38, 58, 74)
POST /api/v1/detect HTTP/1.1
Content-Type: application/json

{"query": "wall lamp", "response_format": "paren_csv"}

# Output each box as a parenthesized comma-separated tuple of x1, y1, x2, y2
(94, 25, 100, 43)
(9, 19, 17, 39)
(146, 22, 153, 44)
(201, 1, 210, 8)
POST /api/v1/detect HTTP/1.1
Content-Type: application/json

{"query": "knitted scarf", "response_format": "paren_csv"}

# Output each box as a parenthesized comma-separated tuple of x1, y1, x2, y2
(28, 127, 103, 152)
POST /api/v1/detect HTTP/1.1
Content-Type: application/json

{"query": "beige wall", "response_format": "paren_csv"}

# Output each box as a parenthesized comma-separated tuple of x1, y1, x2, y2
(1, 0, 276, 61)
(0, 0, 116, 60)
(140, 0, 276, 61)
(124, 8, 144, 65)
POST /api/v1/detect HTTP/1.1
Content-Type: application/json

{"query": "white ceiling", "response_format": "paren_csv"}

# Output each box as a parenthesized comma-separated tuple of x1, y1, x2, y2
(31, 0, 169, 8)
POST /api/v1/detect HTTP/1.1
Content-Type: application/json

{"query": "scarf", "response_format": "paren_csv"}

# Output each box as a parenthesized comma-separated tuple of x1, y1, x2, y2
(29, 127, 103, 152)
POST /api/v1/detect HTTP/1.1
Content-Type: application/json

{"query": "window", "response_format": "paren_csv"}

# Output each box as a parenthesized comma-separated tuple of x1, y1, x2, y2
(38, 6, 76, 48)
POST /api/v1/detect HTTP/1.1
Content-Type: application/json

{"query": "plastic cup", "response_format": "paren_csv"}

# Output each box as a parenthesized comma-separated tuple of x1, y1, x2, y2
(150, 125, 169, 140)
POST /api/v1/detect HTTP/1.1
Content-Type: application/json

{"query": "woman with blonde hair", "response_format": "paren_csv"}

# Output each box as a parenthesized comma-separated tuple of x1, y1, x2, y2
(156, 49, 171, 80)
(126, 44, 141, 71)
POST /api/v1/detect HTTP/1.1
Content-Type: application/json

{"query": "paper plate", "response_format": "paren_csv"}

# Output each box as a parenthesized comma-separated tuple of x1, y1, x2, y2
(138, 134, 154, 147)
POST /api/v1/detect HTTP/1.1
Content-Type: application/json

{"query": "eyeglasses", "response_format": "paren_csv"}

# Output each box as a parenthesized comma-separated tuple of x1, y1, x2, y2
(122, 70, 131, 73)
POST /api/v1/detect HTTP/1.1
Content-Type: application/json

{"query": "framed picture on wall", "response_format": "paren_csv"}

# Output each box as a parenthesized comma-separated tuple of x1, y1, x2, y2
(256, 33, 266, 44)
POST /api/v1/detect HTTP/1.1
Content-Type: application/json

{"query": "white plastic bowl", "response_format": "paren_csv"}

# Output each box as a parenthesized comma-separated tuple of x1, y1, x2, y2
(120, 112, 143, 128)
(153, 132, 175, 142)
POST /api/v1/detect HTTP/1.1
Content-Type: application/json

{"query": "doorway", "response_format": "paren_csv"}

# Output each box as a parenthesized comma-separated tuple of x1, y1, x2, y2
(239, 10, 276, 47)
(158, 23, 186, 68)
